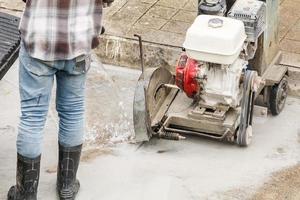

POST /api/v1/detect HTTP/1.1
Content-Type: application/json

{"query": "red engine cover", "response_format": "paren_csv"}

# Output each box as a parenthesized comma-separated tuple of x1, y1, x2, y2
(175, 53, 200, 98)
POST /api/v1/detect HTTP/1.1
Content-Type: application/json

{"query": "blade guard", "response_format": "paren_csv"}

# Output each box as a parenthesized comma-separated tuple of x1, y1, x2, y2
(133, 67, 174, 142)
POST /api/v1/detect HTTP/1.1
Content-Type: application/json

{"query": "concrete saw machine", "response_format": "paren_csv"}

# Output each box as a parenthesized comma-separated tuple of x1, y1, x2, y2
(133, 0, 288, 147)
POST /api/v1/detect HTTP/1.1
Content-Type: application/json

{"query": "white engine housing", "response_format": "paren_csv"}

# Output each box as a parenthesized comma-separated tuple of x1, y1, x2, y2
(198, 58, 247, 107)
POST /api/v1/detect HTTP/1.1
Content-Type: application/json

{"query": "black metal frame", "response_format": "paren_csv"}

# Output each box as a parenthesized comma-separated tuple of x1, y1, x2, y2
(0, 12, 21, 80)
(0, 46, 20, 80)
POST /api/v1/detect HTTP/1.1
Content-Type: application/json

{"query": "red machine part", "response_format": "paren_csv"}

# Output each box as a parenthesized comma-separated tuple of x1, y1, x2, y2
(175, 53, 200, 98)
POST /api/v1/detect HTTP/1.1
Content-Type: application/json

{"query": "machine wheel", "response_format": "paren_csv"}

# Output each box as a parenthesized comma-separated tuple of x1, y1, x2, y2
(237, 125, 253, 147)
(269, 76, 288, 116)
(237, 70, 256, 147)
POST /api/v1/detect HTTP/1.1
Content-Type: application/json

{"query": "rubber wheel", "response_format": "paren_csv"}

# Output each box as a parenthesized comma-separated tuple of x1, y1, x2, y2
(237, 70, 256, 147)
(237, 125, 253, 147)
(269, 76, 288, 116)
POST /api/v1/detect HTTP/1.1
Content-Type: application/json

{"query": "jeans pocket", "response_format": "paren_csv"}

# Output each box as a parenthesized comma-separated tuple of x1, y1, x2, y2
(72, 55, 91, 75)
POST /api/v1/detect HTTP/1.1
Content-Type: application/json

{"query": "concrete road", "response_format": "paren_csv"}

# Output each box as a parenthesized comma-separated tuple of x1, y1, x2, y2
(0, 60, 300, 200)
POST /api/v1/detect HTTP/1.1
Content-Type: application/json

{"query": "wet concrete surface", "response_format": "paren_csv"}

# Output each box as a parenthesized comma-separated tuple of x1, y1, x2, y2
(0, 60, 300, 200)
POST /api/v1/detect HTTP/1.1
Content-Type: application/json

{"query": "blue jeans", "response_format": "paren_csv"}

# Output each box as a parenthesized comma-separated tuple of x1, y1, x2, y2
(17, 43, 89, 158)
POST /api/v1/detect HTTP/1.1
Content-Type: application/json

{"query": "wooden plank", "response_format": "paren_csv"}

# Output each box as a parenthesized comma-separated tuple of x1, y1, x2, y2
(263, 64, 288, 86)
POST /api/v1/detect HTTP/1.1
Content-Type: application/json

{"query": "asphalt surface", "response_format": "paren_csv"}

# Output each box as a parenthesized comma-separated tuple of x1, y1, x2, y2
(0, 60, 300, 200)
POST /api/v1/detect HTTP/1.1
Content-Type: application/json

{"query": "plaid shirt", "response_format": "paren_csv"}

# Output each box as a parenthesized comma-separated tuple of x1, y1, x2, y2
(20, 0, 103, 61)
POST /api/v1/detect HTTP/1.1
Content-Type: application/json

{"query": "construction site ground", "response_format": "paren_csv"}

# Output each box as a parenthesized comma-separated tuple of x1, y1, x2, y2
(0, 60, 300, 200)
(0, 0, 300, 199)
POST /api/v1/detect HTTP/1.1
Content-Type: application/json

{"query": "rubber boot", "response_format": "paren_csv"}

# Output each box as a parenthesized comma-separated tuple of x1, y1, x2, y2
(57, 144, 82, 200)
(7, 154, 41, 200)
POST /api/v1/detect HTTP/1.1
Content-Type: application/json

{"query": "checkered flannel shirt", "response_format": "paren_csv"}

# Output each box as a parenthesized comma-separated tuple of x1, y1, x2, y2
(20, 0, 103, 61)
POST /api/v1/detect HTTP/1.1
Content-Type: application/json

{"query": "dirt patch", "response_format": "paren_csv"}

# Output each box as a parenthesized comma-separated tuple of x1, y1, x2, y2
(0, 125, 15, 135)
(276, 147, 286, 154)
(210, 187, 252, 200)
(45, 147, 114, 174)
(45, 166, 57, 174)
(251, 164, 300, 200)
(81, 147, 114, 162)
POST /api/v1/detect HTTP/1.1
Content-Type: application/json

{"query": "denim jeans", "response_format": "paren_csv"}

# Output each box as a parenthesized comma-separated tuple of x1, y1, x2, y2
(17, 43, 89, 158)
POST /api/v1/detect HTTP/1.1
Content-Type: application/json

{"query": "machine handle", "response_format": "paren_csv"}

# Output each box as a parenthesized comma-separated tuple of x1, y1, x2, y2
(134, 34, 145, 76)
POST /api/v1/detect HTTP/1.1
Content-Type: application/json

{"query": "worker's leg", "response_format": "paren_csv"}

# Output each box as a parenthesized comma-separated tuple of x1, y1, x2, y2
(55, 56, 89, 199)
(17, 45, 56, 158)
(56, 59, 88, 147)
(8, 44, 56, 200)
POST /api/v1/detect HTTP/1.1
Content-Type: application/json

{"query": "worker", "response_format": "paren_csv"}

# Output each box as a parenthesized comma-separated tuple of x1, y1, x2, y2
(7, 0, 113, 199)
